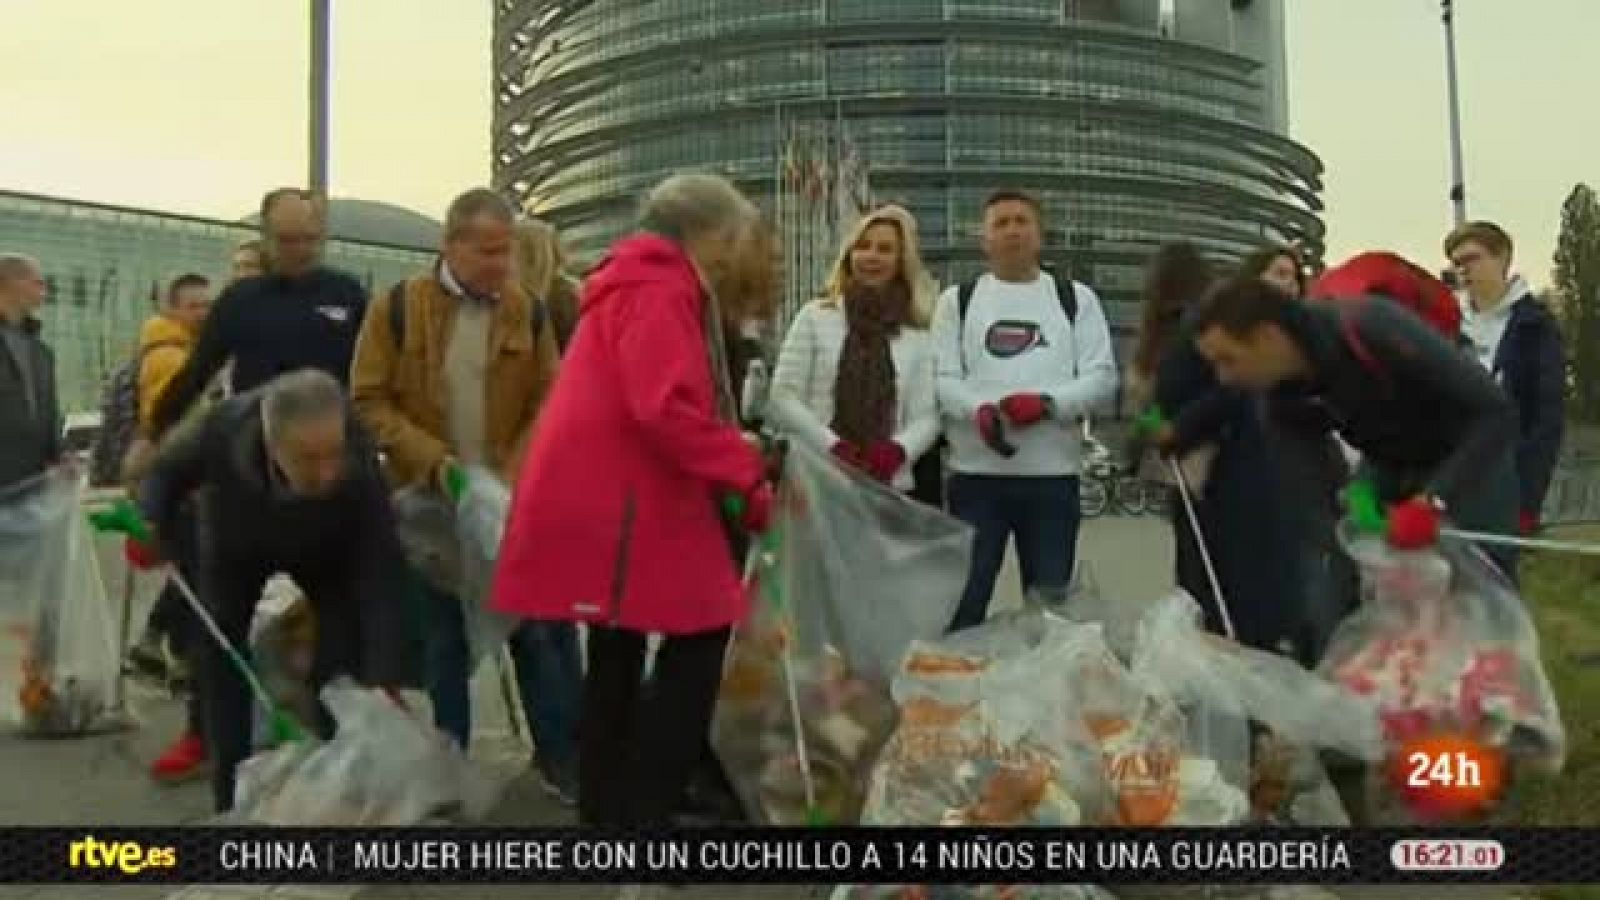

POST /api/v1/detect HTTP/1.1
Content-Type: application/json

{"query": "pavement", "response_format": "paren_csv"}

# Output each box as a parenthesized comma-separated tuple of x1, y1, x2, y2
(0, 514, 1527, 899)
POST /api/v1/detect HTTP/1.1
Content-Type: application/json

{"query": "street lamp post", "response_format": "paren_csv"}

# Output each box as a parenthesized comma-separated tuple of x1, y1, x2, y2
(309, 0, 332, 195)
(1441, 0, 1467, 225)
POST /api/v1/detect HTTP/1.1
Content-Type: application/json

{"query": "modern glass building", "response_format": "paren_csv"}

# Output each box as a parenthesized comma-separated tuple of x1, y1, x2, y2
(0, 191, 436, 412)
(492, 0, 1324, 347)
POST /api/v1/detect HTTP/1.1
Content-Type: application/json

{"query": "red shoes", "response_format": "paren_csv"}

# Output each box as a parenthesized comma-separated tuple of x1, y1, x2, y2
(150, 732, 209, 783)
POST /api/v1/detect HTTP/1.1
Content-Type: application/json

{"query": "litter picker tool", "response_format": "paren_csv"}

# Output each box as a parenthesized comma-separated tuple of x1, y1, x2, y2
(1136, 404, 1236, 641)
(90, 500, 308, 743)
(1170, 456, 1237, 643)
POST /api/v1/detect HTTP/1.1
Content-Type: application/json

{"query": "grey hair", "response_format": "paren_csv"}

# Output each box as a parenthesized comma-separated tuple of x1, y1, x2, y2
(445, 188, 516, 239)
(638, 172, 757, 243)
(261, 368, 346, 446)
(0, 253, 41, 285)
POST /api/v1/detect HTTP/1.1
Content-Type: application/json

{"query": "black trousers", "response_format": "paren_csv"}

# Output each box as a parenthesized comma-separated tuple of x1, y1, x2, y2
(148, 506, 204, 736)
(198, 556, 366, 813)
(579, 624, 730, 827)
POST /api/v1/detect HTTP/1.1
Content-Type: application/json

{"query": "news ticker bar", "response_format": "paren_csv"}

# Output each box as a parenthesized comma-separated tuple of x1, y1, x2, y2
(32, 828, 1600, 885)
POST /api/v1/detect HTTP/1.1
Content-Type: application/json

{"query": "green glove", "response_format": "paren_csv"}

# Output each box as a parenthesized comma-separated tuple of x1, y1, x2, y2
(89, 498, 152, 543)
(1345, 478, 1386, 535)
(1135, 404, 1168, 435)
(442, 462, 468, 505)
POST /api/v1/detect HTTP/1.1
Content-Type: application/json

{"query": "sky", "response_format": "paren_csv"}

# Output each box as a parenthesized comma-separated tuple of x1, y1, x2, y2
(0, 0, 1593, 288)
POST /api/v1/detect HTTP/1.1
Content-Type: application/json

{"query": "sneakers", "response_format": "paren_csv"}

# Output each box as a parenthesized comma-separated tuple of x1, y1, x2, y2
(150, 732, 209, 783)
(536, 756, 579, 807)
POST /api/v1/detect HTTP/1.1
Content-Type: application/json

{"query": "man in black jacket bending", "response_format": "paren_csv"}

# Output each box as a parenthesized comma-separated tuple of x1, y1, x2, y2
(1191, 277, 1519, 576)
(135, 368, 408, 812)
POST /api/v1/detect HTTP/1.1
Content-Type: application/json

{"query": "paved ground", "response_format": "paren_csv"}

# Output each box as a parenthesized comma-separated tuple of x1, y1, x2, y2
(0, 514, 1525, 899)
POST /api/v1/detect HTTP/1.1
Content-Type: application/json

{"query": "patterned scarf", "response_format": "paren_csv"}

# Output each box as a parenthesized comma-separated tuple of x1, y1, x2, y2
(830, 280, 908, 446)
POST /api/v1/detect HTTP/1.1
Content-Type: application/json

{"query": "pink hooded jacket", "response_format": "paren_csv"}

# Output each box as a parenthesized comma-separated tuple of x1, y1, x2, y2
(490, 234, 764, 634)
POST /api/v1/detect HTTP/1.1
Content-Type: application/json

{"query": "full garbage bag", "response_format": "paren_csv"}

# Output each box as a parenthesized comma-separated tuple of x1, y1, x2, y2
(0, 468, 120, 735)
(713, 440, 971, 825)
(1125, 592, 1385, 826)
(1321, 524, 1564, 769)
(861, 610, 1106, 829)
(851, 612, 1113, 900)
(390, 466, 515, 667)
(235, 678, 496, 826)
(249, 574, 319, 750)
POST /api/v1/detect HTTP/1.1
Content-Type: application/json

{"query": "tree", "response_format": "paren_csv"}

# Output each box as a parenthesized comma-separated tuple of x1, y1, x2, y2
(1553, 183, 1600, 423)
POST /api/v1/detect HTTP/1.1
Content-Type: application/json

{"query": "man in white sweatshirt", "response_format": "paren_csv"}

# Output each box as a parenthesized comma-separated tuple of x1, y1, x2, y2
(933, 190, 1118, 631)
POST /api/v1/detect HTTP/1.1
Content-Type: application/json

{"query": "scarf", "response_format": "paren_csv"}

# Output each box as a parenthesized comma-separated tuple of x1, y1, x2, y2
(830, 281, 907, 446)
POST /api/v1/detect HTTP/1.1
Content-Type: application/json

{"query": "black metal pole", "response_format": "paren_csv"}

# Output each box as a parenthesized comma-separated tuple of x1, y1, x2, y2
(1442, 0, 1467, 225)
(309, 0, 331, 195)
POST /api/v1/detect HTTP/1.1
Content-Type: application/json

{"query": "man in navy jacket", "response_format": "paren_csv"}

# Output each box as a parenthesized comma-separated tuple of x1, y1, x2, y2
(150, 189, 367, 437)
(1445, 221, 1566, 534)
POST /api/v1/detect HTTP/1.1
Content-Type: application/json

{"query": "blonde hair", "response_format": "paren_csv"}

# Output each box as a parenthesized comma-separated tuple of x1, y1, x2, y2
(514, 217, 567, 300)
(821, 205, 934, 328)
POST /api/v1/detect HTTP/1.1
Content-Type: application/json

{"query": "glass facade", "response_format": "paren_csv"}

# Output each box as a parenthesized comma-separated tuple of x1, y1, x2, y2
(492, 0, 1323, 346)
(0, 191, 432, 413)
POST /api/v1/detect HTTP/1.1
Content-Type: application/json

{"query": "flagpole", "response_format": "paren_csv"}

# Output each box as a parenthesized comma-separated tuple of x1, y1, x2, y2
(1441, 0, 1468, 224)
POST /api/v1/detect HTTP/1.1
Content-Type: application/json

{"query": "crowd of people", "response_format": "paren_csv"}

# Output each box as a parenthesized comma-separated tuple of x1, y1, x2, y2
(0, 168, 1566, 829)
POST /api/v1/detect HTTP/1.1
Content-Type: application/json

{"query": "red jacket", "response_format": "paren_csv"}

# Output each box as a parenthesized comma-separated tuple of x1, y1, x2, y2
(491, 235, 764, 634)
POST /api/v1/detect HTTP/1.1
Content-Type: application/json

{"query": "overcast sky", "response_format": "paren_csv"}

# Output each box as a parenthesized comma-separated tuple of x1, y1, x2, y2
(1, 0, 1592, 287)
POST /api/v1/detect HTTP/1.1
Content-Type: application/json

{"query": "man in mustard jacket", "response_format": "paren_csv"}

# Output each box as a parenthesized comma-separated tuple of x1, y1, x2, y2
(350, 188, 579, 803)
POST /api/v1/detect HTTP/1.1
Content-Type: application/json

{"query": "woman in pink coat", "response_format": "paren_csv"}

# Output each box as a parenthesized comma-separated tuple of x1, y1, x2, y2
(492, 172, 776, 827)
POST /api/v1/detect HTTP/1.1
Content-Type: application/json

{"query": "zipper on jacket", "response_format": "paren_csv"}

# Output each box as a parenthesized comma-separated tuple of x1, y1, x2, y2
(607, 492, 637, 625)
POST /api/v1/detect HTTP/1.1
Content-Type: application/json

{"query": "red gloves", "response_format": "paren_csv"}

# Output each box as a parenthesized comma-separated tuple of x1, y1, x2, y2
(1387, 497, 1441, 550)
(123, 537, 163, 571)
(740, 481, 775, 534)
(863, 441, 907, 483)
(830, 440, 863, 470)
(999, 393, 1053, 427)
(1518, 510, 1538, 536)
(975, 404, 1016, 457)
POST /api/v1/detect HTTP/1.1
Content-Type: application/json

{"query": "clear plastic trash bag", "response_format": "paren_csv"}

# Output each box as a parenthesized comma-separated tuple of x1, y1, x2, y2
(713, 440, 972, 825)
(390, 467, 516, 668)
(860, 610, 1107, 830)
(1321, 523, 1564, 770)
(235, 677, 496, 826)
(1124, 593, 1384, 827)
(0, 467, 121, 735)
(249, 574, 319, 751)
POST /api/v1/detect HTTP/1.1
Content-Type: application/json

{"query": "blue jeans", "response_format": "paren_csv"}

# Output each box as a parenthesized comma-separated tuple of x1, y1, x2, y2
(947, 473, 1081, 632)
(420, 578, 581, 766)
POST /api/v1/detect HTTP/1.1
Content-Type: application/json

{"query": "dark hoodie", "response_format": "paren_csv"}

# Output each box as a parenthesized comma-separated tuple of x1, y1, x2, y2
(150, 266, 367, 437)
(138, 389, 406, 685)
(1281, 295, 1516, 510)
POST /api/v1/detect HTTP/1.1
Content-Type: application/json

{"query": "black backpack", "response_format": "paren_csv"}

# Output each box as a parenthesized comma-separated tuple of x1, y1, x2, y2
(384, 280, 547, 350)
(88, 339, 183, 488)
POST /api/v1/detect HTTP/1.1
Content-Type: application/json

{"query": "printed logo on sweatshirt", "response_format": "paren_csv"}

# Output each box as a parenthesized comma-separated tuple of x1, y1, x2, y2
(316, 305, 351, 323)
(984, 320, 1051, 359)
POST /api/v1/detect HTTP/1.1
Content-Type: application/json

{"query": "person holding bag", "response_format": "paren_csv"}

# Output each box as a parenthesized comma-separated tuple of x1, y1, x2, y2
(491, 173, 777, 828)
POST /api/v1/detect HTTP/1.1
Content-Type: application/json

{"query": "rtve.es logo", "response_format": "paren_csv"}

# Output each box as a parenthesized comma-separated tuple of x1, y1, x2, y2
(67, 835, 177, 875)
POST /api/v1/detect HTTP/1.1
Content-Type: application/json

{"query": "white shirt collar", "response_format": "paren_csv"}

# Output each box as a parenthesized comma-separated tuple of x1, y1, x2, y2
(438, 260, 496, 306)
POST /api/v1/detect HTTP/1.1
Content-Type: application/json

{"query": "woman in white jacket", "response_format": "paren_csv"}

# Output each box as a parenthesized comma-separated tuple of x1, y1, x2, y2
(769, 205, 939, 493)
